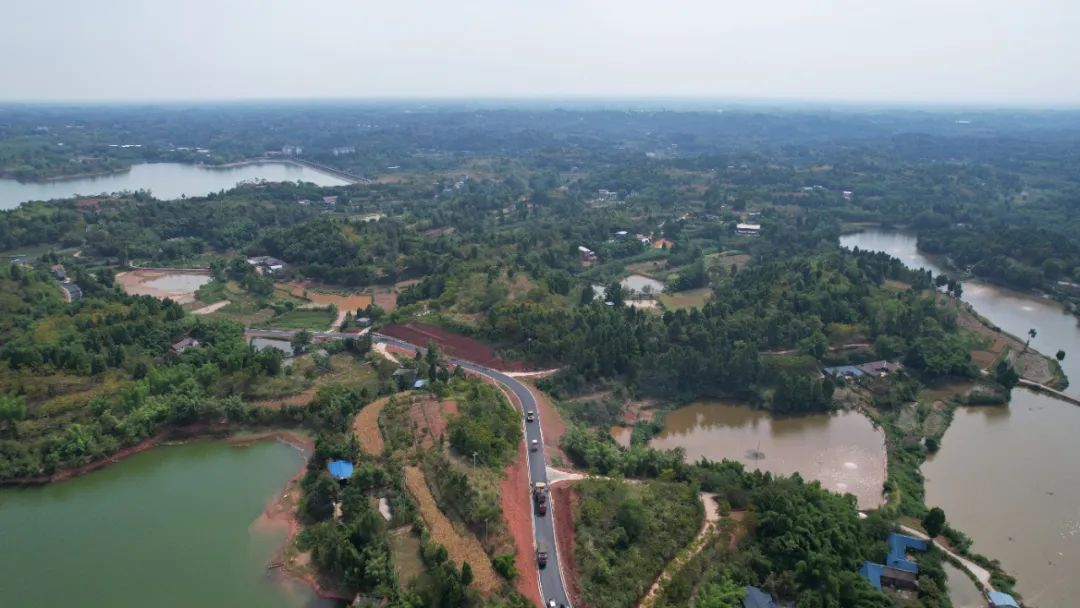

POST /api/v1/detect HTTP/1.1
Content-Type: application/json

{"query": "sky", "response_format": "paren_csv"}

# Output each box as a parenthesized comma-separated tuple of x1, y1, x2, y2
(3, 0, 1079, 106)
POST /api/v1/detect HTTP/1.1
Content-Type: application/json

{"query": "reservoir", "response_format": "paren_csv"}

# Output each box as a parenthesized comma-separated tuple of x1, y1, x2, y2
(0, 161, 349, 210)
(0, 439, 332, 608)
(841, 227, 1080, 605)
(648, 401, 886, 509)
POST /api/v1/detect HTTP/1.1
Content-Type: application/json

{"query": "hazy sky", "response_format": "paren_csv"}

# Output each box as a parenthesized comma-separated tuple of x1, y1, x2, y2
(3, 0, 1079, 105)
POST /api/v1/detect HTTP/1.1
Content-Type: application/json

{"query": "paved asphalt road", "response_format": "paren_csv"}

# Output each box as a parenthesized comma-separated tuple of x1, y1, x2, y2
(243, 328, 572, 607)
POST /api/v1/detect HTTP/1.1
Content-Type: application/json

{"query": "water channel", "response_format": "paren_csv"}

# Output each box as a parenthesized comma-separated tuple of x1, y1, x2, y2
(841, 227, 1080, 606)
(648, 401, 887, 509)
(0, 439, 332, 608)
(0, 161, 348, 210)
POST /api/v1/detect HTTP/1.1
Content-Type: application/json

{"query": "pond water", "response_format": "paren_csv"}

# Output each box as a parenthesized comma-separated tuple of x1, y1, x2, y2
(841, 227, 1080, 604)
(621, 273, 665, 295)
(0, 439, 332, 608)
(0, 162, 349, 210)
(944, 561, 985, 608)
(649, 401, 886, 509)
(145, 273, 213, 293)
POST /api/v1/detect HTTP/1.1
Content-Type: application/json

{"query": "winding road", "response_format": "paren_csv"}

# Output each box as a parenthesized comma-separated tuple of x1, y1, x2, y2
(245, 328, 572, 607)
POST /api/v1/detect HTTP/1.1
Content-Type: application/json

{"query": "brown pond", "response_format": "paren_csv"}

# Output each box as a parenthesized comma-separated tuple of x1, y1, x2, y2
(648, 401, 886, 509)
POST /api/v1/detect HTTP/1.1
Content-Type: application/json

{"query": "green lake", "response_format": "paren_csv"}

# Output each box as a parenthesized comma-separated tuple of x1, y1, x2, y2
(0, 439, 334, 608)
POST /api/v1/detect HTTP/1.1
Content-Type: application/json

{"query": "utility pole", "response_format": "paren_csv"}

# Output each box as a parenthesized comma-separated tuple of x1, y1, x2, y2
(472, 451, 478, 468)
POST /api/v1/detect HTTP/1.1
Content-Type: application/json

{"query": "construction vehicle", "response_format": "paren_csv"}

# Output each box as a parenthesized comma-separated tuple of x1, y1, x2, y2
(533, 481, 548, 515)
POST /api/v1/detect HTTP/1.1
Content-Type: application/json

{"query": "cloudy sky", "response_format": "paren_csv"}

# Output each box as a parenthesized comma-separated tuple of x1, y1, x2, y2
(3, 0, 1079, 105)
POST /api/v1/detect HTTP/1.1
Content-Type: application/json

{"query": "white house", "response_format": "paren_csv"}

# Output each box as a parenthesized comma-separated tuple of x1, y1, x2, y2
(736, 223, 761, 236)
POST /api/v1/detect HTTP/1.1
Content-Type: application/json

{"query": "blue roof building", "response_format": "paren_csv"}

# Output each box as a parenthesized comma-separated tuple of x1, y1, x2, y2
(859, 533, 929, 591)
(887, 533, 929, 572)
(742, 586, 777, 608)
(987, 591, 1020, 608)
(327, 460, 354, 481)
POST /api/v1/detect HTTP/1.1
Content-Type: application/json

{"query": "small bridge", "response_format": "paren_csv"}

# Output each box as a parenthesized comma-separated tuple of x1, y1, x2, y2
(1017, 379, 1080, 406)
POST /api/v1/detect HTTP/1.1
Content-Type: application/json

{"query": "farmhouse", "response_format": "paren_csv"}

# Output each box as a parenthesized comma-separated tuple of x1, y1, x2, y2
(171, 337, 200, 354)
(735, 223, 761, 236)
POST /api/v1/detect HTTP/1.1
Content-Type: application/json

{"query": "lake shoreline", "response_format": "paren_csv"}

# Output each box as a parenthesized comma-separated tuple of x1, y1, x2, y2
(0, 423, 312, 486)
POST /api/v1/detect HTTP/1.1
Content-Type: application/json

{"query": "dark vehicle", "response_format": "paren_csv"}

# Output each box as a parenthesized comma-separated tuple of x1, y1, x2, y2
(537, 545, 548, 568)
(533, 482, 548, 515)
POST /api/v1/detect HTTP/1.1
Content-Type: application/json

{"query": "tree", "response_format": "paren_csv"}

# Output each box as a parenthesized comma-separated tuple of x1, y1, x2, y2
(304, 472, 341, 521)
(1057, 349, 1066, 361)
(0, 393, 27, 436)
(578, 284, 594, 307)
(604, 282, 624, 306)
(696, 579, 747, 608)
(923, 507, 946, 538)
(291, 329, 313, 355)
(460, 561, 474, 587)
(616, 496, 647, 542)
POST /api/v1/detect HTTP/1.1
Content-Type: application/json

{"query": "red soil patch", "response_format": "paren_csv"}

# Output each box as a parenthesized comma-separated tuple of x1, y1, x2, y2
(408, 397, 458, 449)
(551, 483, 584, 608)
(372, 289, 398, 312)
(501, 441, 542, 606)
(381, 323, 530, 371)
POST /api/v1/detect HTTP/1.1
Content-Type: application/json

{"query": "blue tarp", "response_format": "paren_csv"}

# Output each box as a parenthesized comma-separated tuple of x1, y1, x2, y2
(987, 591, 1020, 608)
(413, 379, 428, 389)
(742, 586, 777, 608)
(328, 460, 354, 481)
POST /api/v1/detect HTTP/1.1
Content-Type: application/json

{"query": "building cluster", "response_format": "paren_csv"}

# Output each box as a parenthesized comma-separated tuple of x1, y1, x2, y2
(281, 145, 303, 156)
(331, 146, 356, 156)
(246, 256, 287, 275)
(823, 360, 903, 379)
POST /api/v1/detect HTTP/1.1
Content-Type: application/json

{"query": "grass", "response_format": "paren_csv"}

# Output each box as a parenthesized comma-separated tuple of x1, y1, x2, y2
(389, 530, 425, 585)
(657, 288, 712, 310)
(257, 307, 335, 330)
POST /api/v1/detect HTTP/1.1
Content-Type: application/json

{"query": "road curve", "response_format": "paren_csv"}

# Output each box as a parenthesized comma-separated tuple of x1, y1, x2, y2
(243, 328, 572, 607)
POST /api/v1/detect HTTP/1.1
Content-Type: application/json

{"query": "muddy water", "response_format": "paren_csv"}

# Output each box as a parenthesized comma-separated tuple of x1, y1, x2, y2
(649, 401, 886, 508)
(842, 228, 1080, 604)
(944, 561, 985, 608)
(923, 390, 1080, 607)
(0, 440, 332, 608)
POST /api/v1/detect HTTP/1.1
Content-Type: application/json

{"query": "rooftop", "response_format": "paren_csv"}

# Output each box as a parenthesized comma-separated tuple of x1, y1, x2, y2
(328, 460, 354, 481)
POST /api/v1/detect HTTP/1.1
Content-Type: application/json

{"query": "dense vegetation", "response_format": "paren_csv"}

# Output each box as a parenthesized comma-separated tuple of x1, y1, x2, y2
(573, 479, 703, 608)
(4, 103, 1071, 607)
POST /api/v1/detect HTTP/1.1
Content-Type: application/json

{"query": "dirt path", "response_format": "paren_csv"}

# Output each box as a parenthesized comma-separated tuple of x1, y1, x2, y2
(639, 493, 725, 608)
(403, 466, 500, 594)
(352, 394, 400, 457)
(899, 525, 993, 590)
(501, 442, 543, 606)
(373, 342, 400, 363)
(192, 300, 230, 315)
